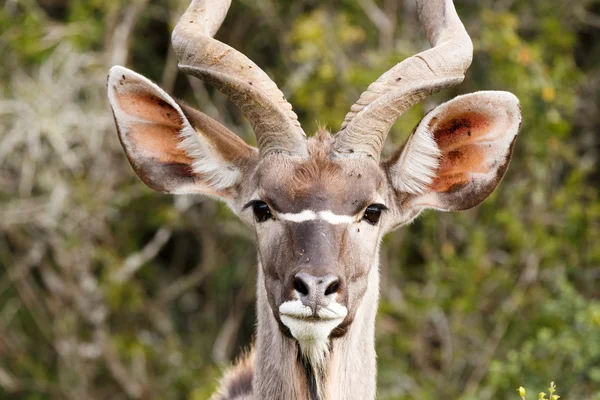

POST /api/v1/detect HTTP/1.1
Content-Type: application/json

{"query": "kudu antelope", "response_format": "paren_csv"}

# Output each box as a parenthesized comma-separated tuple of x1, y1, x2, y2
(107, 0, 521, 398)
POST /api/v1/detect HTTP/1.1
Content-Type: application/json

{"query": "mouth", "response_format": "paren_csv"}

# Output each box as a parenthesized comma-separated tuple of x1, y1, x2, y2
(283, 315, 331, 323)
(278, 300, 348, 342)
(279, 300, 347, 320)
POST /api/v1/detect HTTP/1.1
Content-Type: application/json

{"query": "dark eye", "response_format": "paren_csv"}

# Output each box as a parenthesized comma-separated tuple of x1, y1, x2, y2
(252, 201, 273, 223)
(362, 204, 386, 225)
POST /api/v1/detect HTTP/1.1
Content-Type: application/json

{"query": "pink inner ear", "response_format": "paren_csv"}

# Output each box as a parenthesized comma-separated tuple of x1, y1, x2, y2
(133, 124, 194, 165)
(116, 91, 194, 166)
(118, 91, 183, 126)
(430, 111, 498, 193)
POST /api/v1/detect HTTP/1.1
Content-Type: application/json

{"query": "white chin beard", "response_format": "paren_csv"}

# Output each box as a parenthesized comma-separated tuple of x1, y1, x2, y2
(279, 300, 348, 371)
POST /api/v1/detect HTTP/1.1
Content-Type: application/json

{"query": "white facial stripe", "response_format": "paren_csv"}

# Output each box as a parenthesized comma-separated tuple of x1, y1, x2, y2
(374, 194, 386, 205)
(318, 210, 355, 224)
(277, 209, 356, 224)
(278, 210, 317, 223)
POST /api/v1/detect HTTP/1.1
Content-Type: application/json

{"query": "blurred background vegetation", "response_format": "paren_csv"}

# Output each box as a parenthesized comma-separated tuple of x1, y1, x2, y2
(1, 0, 599, 399)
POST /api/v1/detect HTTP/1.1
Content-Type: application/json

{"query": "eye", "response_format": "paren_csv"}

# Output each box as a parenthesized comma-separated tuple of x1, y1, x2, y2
(362, 204, 386, 225)
(252, 201, 273, 223)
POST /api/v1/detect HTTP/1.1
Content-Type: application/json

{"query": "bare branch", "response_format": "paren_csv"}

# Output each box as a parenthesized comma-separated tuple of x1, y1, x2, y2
(106, 0, 150, 67)
(111, 227, 173, 283)
(96, 327, 145, 399)
(157, 229, 218, 305)
(357, 0, 395, 49)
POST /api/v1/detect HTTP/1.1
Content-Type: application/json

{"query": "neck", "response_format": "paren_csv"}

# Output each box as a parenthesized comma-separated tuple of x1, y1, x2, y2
(253, 261, 380, 400)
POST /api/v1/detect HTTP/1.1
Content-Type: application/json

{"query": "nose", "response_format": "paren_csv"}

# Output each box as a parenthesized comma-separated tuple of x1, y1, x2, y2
(293, 272, 341, 314)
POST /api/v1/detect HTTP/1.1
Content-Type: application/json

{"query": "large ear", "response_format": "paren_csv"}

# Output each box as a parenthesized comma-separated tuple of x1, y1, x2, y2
(386, 91, 521, 214)
(107, 66, 258, 198)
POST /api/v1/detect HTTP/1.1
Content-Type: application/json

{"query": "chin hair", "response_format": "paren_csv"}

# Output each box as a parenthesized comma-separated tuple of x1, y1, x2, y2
(299, 338, 330, 372)
(298, 338, 330, 400)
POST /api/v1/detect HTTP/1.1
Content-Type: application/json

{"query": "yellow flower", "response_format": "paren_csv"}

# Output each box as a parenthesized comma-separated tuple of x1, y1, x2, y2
(518, 386, 526, 398)
(542, 87, 556, 102)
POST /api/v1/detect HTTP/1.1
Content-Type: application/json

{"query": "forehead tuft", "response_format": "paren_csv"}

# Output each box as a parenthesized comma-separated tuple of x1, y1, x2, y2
(256, 131, 385, 213)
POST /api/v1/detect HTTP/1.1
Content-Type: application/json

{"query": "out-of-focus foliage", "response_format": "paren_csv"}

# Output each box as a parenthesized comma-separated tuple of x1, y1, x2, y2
(0, 0, 598, 399)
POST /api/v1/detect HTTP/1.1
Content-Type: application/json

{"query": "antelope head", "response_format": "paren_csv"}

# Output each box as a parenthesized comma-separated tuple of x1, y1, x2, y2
(107, 0, 521, 396)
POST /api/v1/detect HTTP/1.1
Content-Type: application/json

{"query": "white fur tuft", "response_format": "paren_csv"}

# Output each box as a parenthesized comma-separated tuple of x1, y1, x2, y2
(300, 339, 330, 372)
(389, 124, 441, 194)
(177, 125, 240, 190)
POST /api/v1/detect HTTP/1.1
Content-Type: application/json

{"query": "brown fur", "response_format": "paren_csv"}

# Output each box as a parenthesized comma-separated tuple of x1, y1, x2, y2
(288, 130, 342, 199)
(211, 350, 255, 400)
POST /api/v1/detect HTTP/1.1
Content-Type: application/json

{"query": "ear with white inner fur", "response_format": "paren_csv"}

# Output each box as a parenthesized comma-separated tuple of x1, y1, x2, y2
(107, 66, 258, 198)
(385, 91, 521, 215)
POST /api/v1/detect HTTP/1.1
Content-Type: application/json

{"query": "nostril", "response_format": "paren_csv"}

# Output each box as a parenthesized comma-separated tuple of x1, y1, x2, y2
(324, 279, 340, 296)
(293, 276, 309, 295)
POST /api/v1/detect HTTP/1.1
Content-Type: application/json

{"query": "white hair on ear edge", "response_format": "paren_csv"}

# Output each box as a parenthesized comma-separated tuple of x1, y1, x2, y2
(388, 123, 441, 194)
(108, 65, 240, 191)
(177, 124, 240, 191)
